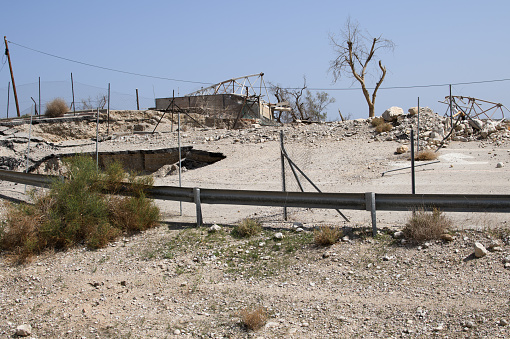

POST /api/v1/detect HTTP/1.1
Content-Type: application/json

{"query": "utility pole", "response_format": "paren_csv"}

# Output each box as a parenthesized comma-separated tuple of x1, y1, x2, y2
(4, 37, 20, 117)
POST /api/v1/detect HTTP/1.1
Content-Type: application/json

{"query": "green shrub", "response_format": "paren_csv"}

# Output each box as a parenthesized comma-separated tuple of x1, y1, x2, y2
(314, 226, 342, 246)
(0, 155, 160, 262)
(45, 98, 68, 118)
(403, 209, 452, 242)
(232, 218, 262, 238)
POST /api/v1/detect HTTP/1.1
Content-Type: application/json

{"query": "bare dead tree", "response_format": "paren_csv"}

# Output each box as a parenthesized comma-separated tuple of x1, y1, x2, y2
(270, 77, 334, 122)
(329, 18, 394, 117)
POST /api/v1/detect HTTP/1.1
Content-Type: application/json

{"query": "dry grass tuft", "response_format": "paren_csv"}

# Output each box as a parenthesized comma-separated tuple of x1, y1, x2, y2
(415, 150, 438, 161)
(371, 117, 385, 127)
(314, 226, 342, 246)
(403, 209, 452, 242)
(375, 122, 393, 133)
(240, 307, 268, 331)
(232, 218, 262, 238)
(45, 98, 68, 118)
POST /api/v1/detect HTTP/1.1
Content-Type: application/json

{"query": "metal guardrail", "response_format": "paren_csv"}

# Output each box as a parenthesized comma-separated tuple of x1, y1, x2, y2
(0, 169, 509, 235)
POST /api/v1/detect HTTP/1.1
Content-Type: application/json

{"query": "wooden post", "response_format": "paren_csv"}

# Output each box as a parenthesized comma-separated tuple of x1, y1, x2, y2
(4, 37, 20, 117)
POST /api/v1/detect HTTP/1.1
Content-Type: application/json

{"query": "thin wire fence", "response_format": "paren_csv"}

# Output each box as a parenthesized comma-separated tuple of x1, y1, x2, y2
(0, 81, 154, 118)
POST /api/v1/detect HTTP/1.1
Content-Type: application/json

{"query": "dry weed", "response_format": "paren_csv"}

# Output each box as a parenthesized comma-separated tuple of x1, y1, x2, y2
(375, 122, 393, 133)
(232, 218, 262, 238)
(240, 307, 268, 331)
(314, 226, 342, 246)
(371, 117, 385, 127)
(45, 98, 68, 118)
(403, 209, 452, 242)
(415, 150, 438, 161)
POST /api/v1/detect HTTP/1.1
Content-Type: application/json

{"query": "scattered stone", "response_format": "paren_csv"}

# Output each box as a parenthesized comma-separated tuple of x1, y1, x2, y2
(16, 324, 32, 337)
(396, 145, 409, 154)
(274, 232, 284, 239)
(258, 242, 266, 247)
(464, 320, 475, 328)
(432, 323, 444, 331)
(496, 162, 504, 168)
(474, 242, 488, 258)
(322, 252, 331, 259)
(265, 321, 279, 328)
(180, 281, 188, 287)
(382, 106, 404, 122)
(173, 329, 181, 335)
(295, 228, 304, 232)
(208, 224, 222, 232)
(503, 256, 510, 264)
(441, 233, 454, 242)
(382, 255, 392, 261)
(341, 235, 350, 242)
(301, 322, 310, 327)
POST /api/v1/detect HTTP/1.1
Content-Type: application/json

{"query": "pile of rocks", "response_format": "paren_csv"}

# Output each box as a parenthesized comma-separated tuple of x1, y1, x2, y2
(376, 106, 510, 149)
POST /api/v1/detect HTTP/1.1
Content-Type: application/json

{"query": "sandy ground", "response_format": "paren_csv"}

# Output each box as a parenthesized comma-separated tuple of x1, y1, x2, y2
(1, 114, 510, 338)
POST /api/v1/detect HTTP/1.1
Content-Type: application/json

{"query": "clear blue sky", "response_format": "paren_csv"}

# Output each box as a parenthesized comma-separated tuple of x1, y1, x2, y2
(1, 0, 509, 120)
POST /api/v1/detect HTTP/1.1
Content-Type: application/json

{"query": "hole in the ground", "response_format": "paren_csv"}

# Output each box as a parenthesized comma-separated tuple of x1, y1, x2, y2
(26, 147, 226, 175)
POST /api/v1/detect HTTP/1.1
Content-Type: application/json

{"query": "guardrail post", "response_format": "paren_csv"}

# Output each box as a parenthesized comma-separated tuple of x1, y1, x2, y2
(365, 192, 377, 236)
(194, 187, 203, 227)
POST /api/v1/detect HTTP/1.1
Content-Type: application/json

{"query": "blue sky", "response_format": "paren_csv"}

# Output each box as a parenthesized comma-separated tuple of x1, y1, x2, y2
(1, 0, 509, 120)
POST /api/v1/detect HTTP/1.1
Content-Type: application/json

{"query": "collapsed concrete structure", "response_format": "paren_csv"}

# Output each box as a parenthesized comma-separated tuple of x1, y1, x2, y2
(155, 73, 289, 128)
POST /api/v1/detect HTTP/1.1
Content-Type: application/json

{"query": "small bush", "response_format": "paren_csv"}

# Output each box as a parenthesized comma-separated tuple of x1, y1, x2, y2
(414, 150, 438, 161)
(45, 98, 68, 118)
(240, 307, 268, 331)
(371, 117, 385, 127)
(232, 218, 262, 238)
(403, 209, 452, 242)
(0, 156, 160, 262)
(375, 122, 393, 133)
(314, 226, 342, 246)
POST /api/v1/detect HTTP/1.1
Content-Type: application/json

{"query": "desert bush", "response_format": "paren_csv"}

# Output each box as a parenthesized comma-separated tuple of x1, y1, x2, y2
(375, 122, 393, 133)
(403, 209, 452, 242)
(371, 117, 385, 127)
(0, 155, 160, 262)
(45, 98, 68, 118)
(314, 226, 342, 246)
(240, 307, 268, 331)
(232, 218, 262, 238)
(414, 150, 438, 161)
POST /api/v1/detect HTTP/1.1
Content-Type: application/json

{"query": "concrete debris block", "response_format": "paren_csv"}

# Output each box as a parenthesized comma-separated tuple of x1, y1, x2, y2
(408, 107, 434, 116)
(208, 224, 222, 232)
(474, 242, 488, 258)
(393, 231, 404, 239)
(396, 145, 409, 154)
(16, 324, 32, 337)
(469, 119, 484, 130)
(382, 106, 404, 122)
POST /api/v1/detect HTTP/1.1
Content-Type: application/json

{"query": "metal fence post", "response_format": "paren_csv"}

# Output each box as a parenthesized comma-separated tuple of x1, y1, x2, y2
(365, 192, 377, 236)
(280, 130, 287, 221)
(194, 187, 203, 227)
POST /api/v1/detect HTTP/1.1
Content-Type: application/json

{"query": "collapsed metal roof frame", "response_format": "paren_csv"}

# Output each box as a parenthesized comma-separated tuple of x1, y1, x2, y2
(441, 95, 508, 121)
(186, 72, 270, 101)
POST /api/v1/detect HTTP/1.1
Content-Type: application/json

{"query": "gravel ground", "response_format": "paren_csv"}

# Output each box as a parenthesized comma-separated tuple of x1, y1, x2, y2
(1, 111, 510, 338)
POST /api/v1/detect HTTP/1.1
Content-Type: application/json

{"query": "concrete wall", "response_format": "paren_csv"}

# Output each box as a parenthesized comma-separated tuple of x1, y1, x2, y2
(155, 94, 272, 120)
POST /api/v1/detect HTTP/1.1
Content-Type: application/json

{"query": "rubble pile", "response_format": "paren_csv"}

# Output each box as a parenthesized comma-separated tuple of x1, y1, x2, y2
(373, 106, 510, 149)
